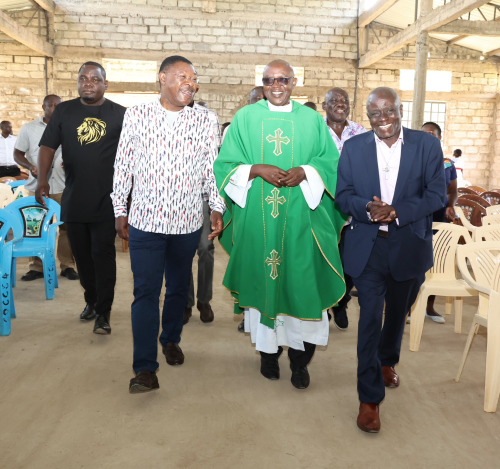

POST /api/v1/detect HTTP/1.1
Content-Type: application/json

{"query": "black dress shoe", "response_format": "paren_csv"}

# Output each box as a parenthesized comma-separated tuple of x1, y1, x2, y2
(93, 315, 111, 334)
(80, 303, 96, 321)
(260, 346, 283, 380)
(61, 268, 79, 280)
(162, 342, 184, 365)
(290, 363, 310, 389)
(184, 307, 192, 325)
(333, 308, 349, 331)
(129, 370, 159, 394)
(21, 270, 43, 281)
(198, 301, 214, 323)
(238, 319, 245, 332)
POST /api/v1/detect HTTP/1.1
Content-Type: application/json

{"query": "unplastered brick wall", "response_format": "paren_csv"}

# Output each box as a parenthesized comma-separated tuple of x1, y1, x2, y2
(489, 96, 500, 189)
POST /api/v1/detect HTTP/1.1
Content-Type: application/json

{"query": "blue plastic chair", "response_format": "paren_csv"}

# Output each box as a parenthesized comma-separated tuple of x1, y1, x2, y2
(5, 197, 62, 300)
(7, 180, 28, 199)
(0, 209, 23, 336)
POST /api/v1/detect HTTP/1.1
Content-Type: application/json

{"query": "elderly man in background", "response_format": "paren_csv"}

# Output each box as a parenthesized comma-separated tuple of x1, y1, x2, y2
(14, 94, 79, 282)
(322, 87, 366, 331)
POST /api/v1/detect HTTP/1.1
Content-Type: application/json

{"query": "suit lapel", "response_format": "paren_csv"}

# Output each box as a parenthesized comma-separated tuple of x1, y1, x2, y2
(363, 131, 381, 199)
(393, 127, 416, 204)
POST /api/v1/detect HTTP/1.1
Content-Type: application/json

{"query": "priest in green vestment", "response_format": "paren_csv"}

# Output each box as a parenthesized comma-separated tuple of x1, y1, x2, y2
(214, 60, 348, 389)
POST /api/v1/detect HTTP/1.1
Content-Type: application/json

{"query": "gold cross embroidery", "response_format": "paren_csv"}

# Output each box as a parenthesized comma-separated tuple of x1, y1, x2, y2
(265, 250, 282, 280)
(265, 188, 286, 218)
(266, 128, 290, 156)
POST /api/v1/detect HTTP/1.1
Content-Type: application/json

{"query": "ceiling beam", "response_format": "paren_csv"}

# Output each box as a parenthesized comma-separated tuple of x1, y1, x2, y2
(359, 0, 400, 28)
(31, 0, 55, 12)
(0, 9, 54, 56)
(434, 19, 500, 35)
(359, 0, 491, 68)
(446, 34, 468, 44)
(485, 46, 500, 56)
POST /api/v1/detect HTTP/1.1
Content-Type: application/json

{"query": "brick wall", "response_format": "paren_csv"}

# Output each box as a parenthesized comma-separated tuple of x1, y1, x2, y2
(0, 0, 498, 187)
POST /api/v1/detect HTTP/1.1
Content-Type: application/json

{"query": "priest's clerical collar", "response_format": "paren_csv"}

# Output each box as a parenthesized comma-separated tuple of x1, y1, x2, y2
(268, 101, 293, 113)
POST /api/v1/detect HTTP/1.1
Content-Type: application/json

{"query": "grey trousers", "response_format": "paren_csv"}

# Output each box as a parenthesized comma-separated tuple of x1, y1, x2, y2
(187, 200, 214, 308)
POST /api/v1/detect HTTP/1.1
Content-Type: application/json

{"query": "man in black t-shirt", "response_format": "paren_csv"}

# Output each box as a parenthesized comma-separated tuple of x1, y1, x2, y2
(36, 61, 126, 335)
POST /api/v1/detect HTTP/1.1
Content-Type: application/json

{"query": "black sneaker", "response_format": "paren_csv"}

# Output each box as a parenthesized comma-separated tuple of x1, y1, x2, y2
(333, 308, 349, 331)
(80, 303, 96, 321)
(238, 319, 245, 332)
(61, 268, 79, 280)
(93, 315, 111, 335)
(21, 270, 43, 281)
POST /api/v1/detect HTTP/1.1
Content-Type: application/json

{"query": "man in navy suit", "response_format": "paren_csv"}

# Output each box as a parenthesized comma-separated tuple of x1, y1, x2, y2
(335, 87, 446, 433)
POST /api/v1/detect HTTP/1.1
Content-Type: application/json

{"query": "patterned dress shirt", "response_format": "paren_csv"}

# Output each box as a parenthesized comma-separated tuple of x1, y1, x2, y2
(111, 96, 225, 235)
(324, 117, 367, 153)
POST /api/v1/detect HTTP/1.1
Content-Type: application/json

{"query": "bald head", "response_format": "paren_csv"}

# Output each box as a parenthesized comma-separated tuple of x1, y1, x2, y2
(263, 59, 294, 77)
(325, 87, 348, 103)
(323, 87, 350, 124)
(248, 86, 265, 105)
(366, 87, 403, 145)
(366, 87, 401, 111)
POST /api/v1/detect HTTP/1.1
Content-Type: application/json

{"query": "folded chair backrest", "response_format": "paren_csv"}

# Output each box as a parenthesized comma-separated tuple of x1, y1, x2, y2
(476, 225, 500, 242)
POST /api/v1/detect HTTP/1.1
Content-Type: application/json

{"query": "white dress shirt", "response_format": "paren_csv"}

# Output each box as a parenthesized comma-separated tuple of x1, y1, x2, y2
(372, 128, 404, 232)
(224, 100, 325, 211)
(0, 134, 17, 166)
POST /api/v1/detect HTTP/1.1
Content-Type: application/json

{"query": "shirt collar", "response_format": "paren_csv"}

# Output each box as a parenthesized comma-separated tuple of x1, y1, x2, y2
(39, 116, 47, 126)
(268, 101, 293, 112)
(374, 126, 404, 145)
(155, 95, 187, 116)
(0, 134, 15, 139)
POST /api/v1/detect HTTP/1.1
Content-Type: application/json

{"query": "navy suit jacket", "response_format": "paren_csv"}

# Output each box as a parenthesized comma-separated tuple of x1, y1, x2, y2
(335, 127, 447, 281)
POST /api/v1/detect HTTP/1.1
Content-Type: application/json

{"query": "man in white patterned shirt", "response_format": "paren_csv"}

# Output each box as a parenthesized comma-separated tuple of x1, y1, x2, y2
(322, 87, 366, 331)
(184, 99, 222, 325)
(112, 56, 225, 394)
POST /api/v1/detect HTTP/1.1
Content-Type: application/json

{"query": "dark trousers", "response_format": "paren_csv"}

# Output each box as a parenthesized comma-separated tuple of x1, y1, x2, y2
(187, 201, 214, 307)
(0, 166, 20, 178)
(260, 342, 316, 368)
(353, 236, 424, 404)
(333, 226, 353, 315)
(66, 220, 116, 317)
(129, 225, 201, 374)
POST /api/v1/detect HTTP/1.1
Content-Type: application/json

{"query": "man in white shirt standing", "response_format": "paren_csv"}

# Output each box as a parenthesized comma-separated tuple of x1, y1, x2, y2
(322, 87, 366, 331)
(113, 56, 224, 394)
(336, 87, 446, 433)
(0, 121, 20, 178)
(14, 95, 78, 282)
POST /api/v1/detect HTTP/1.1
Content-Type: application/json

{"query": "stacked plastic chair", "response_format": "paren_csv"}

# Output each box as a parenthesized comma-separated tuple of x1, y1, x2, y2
(5, 196, 62, 300)
(0, 209, 23, 336)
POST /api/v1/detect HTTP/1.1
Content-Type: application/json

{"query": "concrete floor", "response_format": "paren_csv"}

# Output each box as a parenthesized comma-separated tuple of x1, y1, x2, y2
(1, 240, 500, 469)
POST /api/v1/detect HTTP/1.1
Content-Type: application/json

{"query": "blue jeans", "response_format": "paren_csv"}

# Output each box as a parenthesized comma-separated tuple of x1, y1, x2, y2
(129, 226, 202, 374)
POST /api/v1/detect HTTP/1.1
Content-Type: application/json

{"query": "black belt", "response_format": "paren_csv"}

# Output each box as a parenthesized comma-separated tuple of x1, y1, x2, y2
(0, 165, 18, 169)
(377, 230, 389, 238)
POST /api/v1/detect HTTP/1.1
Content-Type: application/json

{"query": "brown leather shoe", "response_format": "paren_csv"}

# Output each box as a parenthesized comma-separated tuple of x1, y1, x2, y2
(162, 342, 184, 366)
(382, 366, 400, 388)
(129, 370, 159, 394)
(184, 307, 192, 325)
(198, 301, 214, 323)
(357, 403, 381, 433)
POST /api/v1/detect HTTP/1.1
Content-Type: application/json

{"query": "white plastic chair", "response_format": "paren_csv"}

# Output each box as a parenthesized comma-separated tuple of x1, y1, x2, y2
(0, 183, 13, 208)
(455, 241, 500, 412)
(486, 205, 500, 216)
(409, 223, 478, 352)
(483, 215, 500, 226)
(475, 225, 500, 242)
(454, 206, 480, 240)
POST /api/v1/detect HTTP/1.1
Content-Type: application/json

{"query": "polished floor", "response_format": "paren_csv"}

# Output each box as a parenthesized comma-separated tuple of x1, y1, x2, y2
(1, 241, 499, 469)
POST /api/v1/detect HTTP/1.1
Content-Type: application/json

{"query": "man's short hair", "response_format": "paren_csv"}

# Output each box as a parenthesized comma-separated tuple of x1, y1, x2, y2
(422, 121, 441, 137)
(304, 102, 317, 111)
(43, 94, 61, 104)
(159, 56, 193, 73)
(0, 121, 10, 126)
(454, 149, 462, 156)
(79, 62, 106, 79)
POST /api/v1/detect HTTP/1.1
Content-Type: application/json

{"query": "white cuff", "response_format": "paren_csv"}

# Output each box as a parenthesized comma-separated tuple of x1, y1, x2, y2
(225, 165, 253, 208)
(299, 165, 325, 210)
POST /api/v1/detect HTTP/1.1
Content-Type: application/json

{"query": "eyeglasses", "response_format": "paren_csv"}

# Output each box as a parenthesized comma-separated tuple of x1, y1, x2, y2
(262, 77, 293, 86)
(167, 72, 200, 85)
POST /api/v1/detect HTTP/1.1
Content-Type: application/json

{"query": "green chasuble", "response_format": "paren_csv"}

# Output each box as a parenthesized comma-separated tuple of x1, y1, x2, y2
(214, 99, 348, 329)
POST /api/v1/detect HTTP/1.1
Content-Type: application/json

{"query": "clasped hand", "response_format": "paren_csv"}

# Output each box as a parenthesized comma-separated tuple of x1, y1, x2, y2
(367, 196, 397, 223)
(252, 164, 306, 188)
